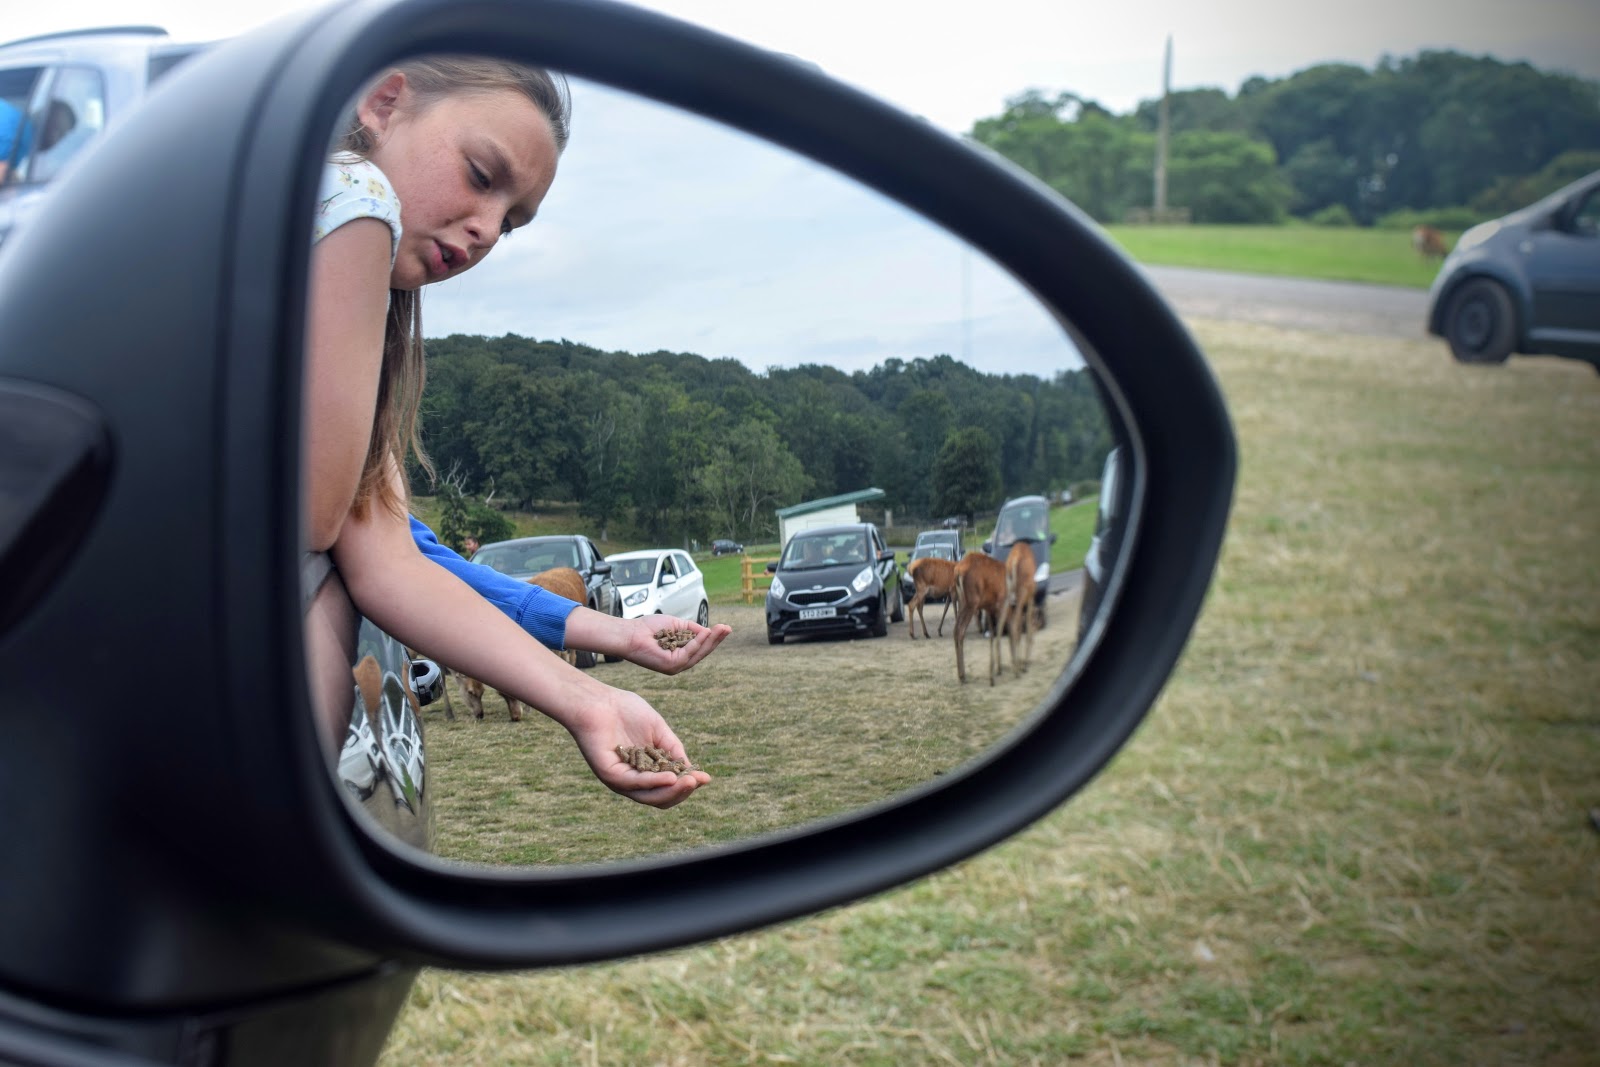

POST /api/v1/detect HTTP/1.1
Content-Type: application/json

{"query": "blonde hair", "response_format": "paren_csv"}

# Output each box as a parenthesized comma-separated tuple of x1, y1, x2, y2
(337, 56, 571, 519)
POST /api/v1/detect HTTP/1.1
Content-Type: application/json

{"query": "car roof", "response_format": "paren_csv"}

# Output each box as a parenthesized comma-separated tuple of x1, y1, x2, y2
(791, 523, 873, 537)
(479, 534, 580, 550)
(605, 549, 674, 560)
(0, 27, 197, 64)
(1000, 495, 1050, 509)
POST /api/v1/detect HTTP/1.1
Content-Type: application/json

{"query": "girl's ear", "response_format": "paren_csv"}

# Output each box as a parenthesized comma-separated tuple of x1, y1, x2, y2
(355, 71, 408, 142)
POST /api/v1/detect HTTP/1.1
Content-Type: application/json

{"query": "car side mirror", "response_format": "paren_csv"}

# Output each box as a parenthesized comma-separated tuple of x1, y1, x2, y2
(878, 550, 895, 563)
(0, 0, 1233, 1001)
(766, 561, 778, 573)
(659, 573, 677, 587)
(591, 560, 612, 575)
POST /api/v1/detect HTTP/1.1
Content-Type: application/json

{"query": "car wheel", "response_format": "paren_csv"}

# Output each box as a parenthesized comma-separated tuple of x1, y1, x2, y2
(1444, 278, 1516, 364)
(1034, 591, 1048, 629)
(871, 595, 889, 637)
(696, 601, 709, 627)
(889, 582, 904, 623)
(767, 631, 783, 645)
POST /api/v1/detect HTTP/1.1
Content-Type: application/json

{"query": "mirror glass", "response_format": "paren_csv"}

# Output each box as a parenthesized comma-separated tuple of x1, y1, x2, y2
(303, 61, 1128, 869)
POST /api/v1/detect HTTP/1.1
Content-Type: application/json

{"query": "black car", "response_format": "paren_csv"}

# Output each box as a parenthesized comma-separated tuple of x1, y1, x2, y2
(472, 533, 623, 622)
(1425, 168, 1600, 370)
(982, 494, 1056, 627)
(765, 523, 903, 643)
(711, 538, 744, 556)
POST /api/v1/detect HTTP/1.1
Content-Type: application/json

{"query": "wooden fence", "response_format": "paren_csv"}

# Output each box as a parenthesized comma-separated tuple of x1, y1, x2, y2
(740, 556, 780, 604)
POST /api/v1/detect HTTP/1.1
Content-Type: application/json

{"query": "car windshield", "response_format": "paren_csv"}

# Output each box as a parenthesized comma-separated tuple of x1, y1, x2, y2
(912, 545, 954, 561)
(475, 541, 578, 574)
(993, 505, 1050, 545)
(609, 558, 658, 585)
(783, 533, 869, 569)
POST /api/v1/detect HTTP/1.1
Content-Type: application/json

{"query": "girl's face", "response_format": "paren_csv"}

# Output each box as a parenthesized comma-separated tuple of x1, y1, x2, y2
(359, 74, 560, 291)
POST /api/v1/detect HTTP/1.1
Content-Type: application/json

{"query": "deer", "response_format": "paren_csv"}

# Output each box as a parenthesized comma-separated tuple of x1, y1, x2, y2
(1412, 224, 1448, 260)
(905, 555, 959, 639)
(952, 551, 1009, 685)
(443, 566, 588, 722)
(1001, 540, 1037, 675)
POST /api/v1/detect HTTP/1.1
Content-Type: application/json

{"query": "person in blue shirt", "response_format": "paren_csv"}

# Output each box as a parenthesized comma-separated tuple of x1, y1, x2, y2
(0, 97, 27, 183)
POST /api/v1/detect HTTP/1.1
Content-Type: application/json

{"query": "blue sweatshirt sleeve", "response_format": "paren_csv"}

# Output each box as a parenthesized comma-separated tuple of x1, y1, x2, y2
(409, 516, 579, 650)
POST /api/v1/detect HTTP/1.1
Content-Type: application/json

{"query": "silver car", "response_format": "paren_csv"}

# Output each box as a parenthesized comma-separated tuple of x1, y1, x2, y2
(0, 26, 204, 247)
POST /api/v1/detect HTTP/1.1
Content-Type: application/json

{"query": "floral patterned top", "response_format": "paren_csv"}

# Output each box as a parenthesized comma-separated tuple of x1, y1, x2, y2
(312, 155, 402, 266)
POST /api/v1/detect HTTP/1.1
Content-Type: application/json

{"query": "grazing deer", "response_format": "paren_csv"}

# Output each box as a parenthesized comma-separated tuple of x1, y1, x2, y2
(1412, 224, 1448, 260)
(905, 555, 959, 639)
(953, 551, 1009, 685)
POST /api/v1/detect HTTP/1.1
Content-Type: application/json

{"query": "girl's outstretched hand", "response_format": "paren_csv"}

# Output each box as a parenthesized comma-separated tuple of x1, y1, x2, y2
(618, 613, 732, 674)
(566, 689, 711, 809)
(563, 608, 732, 676)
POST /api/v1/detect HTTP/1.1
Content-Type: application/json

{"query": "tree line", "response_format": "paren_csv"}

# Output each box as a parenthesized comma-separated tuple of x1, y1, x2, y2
(970, 49, 1600, 227)
(411, 335, 1112, 545)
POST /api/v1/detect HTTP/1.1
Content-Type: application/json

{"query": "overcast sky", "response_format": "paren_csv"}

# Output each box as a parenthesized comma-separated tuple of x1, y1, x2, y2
(11, 0, 1599, 377)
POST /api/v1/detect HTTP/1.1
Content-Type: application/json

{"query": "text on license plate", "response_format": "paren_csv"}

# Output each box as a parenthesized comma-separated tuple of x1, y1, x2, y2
(799, 607, 837, 620)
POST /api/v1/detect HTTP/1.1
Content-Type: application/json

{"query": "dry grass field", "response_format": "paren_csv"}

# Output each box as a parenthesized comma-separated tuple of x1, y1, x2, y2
(382, 320, 1599, 1066)
(422, 593, 1082, 867)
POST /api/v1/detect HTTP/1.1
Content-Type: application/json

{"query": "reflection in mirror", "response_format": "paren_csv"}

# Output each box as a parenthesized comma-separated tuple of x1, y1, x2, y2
(304, 59, 1127, 870)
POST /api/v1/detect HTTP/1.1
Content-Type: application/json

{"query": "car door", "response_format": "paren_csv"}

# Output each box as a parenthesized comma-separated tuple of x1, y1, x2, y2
(583, 536, 616, 614)
(1525, 179, 1600, 346)
(668, 551, 701, 617)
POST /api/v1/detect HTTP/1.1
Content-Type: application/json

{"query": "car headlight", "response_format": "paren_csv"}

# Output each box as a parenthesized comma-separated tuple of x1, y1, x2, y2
(851, 566, 874, 593)
(624, 588, 649, 608)
(1034, 562, 1049, 583)
(769, 575, 786, 600)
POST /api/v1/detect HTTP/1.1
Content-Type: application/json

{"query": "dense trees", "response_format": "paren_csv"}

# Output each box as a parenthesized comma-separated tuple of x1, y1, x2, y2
(414, 336, 1110, 546)
(971, 49, 1600, 226)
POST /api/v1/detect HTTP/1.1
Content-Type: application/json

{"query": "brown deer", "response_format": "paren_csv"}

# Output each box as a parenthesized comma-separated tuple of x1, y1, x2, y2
(1412, 224, 1448, 260)
(445, 566, 589, 722)
(905, 555, 959, 639)
(1001, 541, 1037, 675)
(953, 551, 1009, 685)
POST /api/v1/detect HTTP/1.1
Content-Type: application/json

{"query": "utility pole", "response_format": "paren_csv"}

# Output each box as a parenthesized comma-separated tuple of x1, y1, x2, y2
(1154, 34, 1171, 217)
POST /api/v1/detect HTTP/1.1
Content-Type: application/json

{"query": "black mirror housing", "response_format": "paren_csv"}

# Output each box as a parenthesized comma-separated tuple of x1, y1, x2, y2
(0, 0, 1233, 1027)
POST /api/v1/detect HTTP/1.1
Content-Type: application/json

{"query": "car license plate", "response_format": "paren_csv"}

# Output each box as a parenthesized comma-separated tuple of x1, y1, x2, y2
(799, 607, 836, 620)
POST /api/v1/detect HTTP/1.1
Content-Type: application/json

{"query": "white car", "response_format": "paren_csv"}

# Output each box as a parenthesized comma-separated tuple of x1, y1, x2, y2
(604, 549, 710, 625)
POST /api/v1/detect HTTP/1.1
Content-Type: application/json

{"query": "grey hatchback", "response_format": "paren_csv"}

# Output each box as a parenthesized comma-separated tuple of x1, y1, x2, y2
(1425, 169, 1600, 370)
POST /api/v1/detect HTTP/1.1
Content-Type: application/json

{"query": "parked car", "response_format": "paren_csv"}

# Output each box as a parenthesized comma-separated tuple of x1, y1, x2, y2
(0, 2, 1234, 1062)
(471, 533, 624, 621)
(982, 494, 1056, 627)
(1425, 168, 1600, 370)
(765, 523, 903, 643)
(1079, 445, 1127, 637)
(0, 26, 206, 248)
(711, 538, 744, 556)
(604, 548, 710, 625)
(902, 541, 958, 605)
(914, 527, 962, 558)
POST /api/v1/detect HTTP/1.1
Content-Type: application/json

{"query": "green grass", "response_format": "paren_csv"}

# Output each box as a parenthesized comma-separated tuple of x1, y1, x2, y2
(1103, 223, 1453, 288)
(383, 321, 1600, 1066)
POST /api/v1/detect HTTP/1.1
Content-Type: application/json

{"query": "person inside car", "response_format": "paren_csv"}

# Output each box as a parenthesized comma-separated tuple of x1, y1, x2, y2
(304, 56, 726, 808)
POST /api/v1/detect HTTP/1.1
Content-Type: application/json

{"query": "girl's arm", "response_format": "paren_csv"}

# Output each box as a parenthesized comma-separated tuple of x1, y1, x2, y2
(331, 467, 708, 808)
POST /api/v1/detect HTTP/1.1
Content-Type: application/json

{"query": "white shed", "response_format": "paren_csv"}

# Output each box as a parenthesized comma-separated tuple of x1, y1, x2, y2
(774, 488, 886, 550)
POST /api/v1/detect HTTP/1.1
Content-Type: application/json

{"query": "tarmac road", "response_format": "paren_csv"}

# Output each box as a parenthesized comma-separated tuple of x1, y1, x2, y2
(1142, 265, 1432, 341)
